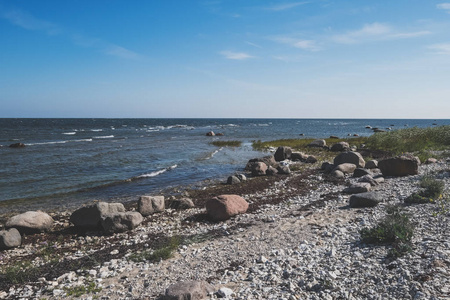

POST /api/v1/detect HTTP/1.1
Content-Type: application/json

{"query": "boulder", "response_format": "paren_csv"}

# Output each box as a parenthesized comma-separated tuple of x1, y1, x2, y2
(365, 160, 378, 169)
(373, 176, 385, 184)
(321, 162, 335, 174)
(425, 158, 438, 164)
(330, 142, 350, 152)
(101, 212, 143, 234)
(266, 166, 278, 176)
(169, 198, 195, 209)
(305, 155, 318, 164)
(274, 146, 292, 161)
(236, 174, 247, 181)
(205, 195, 249, 221)
(358, 175, 378, 186)
(353, 168, 372, 178)
(163, 281, 214, 300)
(291, 152, 308, 162)
(334, 163, 357, 174)
(138, 196, 165, 216)
(277, 165, 291, 175)
(331, 170, 345, 179)
(70, 202, 125, 229)
(308, 139, 326, 148)
(6, 211, 54, 234)
(245, 156, 276, 171)
(378, 155, 420, 177)
(206, 131, 215, 136)
(343, 183, 371, 194)
(9, 143, 26, 148)
(251, 162, 267, 176)
(0, 228, 22, 250)
(227, 176, 240, 185)
(349, 192, 382, 208)
(334, 151, 365, 168)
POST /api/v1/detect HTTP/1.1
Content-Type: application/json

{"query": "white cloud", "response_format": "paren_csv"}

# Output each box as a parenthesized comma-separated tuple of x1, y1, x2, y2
(264, 2, 309, 11)
(271, 37, 321, 51)
(245, 41, 263, 48)
(332, 23, 431, 44)
(105, 45, 141, 60)
(2, 9, 61, 35)
(428, 43, 450, 54)
(437, 3, 450, 13)
(220, 51, 254, 60)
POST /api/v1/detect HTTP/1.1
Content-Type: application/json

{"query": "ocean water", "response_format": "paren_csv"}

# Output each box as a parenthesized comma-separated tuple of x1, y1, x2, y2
(0, 118, 447, 213)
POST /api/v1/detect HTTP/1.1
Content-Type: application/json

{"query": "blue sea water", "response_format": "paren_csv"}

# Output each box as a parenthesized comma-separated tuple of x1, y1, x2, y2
(0, 118, 447, 213)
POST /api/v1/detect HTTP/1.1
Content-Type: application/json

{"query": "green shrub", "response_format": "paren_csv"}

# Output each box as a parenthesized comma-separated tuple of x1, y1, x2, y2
(360, 206, 414, 257)
(405, 175, 445, 204)
(1, 261, 39, 284)
(64, 281, 102, 297)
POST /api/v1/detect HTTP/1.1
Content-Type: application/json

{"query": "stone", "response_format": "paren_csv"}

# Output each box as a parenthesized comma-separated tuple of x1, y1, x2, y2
(425, 158, 437, 164)
(205, 195, 249, 221)
(277, 165, 291, 175)
(218, 287, 234, 297)
(163, 281, 214, 300)
(329, 135, 339, 139)
(70, 202, 125, 229)
(101, 212, 143, 234)
(206, 131, 215, 136)
(138, 196, 165, 216)
(358, 175, 378, 186)
(9, 142, 26, 148)
(169, 198, 195, 209)
(349, 192, 382, 208)
(321, 162, 335, 174)
(308, 139, 326, 148)
(373, 176, 385, 184)
(343, 183, 371, 194)
(251, 162, 268, 176)
(378, 155, 420, 176)
(266, 166, 278, 176)
(353, 168, 372, 178)
(330, 142, 350, 152)
(227, 176, 240, 185)
(236, 174, 247, 181)
(305, 155, 317, 164)
(331, 170, 345, 179)
(365, 160, 378, 169)
(274, 146, 292, 161)
(334, 163, 357, 174)
(0, 228, 22, 250)
(334, 151, 365, 168)
(6, 211, 54, 234)
(291, 152, 308, 162)
(245, 156, 277, 171)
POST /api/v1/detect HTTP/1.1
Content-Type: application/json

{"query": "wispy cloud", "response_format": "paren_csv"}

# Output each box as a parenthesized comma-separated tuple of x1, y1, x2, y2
(1, 8, 142, 60)
(264, 2, 309, 11)
(271, 36, 321, 51)
(332, 22, 431, 44)
(220, 50, 254, 60)
(437, 3, 450, 13)
(245, 41, 263, 48)
(428, 43, 450, 54)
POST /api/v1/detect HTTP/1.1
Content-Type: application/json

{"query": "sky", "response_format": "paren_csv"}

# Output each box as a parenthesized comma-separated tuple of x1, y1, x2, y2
(1, 0, 450, 118)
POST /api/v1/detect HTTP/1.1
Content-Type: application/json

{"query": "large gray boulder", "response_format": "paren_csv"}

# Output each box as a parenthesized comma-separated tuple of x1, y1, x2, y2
(274, 146, 292, 161)
(251, 162, 268, 176)
(101, 212, 143, 234)
(308, 139, 326, 148)
(349, 192, 382, 208)
(330, 142, 350, 152)
(291, 152, 308, 162)
(334, 151, 365, 168)
(0, 228, 22, 250)
(163, 281, 214, 300)
(334, 163, 357, 174)
(205, 195, 249, 221)
(6, 211, 54, 234)
(138, 196, 165, 216)
(70, 202, 125, 229)
(378, 155, 420, 177)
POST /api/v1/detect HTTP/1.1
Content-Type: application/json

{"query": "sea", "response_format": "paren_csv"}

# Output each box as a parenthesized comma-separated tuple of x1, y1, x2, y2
(0, 118, 448, 214)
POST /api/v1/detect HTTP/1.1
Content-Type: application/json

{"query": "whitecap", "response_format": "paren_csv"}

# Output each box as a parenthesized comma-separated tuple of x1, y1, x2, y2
(204, 147, 223, 160)
(62, 132, 76, 135)
(136, 165, 178, 178)
(91, 129, 103, 132)
(93, 135, 114, 139)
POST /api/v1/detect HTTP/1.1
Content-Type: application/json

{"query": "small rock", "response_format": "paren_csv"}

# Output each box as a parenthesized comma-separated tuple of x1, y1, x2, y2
(343, 183, 371, 194)
(163, 281, 214, 300)
(227, 176, 240, 185)
(353, 168, 372, 178)
(218, 287, 234, 298)
(349, 192, 382, 208)
(0, 228, 22, 250)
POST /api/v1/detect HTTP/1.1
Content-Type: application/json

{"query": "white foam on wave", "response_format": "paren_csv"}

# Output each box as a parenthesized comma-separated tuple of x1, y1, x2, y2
(93, 135, 114, 139)
(136, 165, 178, 178)
(62, 132, 76, 135)
(25, 139, 93, 146)
(91, 129, 103, 132)
(204, 147, 223, 160)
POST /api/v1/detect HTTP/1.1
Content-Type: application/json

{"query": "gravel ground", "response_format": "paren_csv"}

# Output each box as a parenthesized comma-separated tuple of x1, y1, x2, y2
(1, 160, 449, 300)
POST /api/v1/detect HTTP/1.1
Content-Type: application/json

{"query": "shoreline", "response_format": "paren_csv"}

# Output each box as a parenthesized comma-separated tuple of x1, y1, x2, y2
(1, 150, 449, 299)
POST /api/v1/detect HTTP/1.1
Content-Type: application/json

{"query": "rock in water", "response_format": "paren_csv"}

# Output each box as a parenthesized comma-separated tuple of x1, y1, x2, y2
(163, 281, 214, 300)
(9, 143, 26, 148)
(138, 196, 165, 216)
(205, 195, 249, 221)
(349, 192, 382, 208)
(0, 228, 22, 250)
(6, 211, 54, 234)
(334, 151, 365, 168)
(378, 155, 420, 176)
(70, 202, 125, 229)
(101, 212, 143, 234)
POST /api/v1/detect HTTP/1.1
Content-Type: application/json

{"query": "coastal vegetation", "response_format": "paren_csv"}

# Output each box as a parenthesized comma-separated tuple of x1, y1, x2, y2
(210, 140, 242, 147)
(405, 174, 446, 204)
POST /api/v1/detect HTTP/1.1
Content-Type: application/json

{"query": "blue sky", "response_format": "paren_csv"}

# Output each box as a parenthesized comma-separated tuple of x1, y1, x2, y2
(1, 0, 450, 118)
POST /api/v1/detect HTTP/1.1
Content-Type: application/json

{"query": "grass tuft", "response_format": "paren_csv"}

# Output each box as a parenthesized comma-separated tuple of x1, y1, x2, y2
(129, 236, 181, 262)
(405, 175, 445, 204)
(64, 281, 102, 297)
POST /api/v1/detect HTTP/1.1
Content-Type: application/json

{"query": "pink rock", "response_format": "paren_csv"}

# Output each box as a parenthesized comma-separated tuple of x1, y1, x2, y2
(205, 195, 249, 221)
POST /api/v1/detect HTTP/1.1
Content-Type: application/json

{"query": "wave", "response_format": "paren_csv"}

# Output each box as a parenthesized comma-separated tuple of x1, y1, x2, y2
(62, 132, 76, 135)
(25, 139, 93, 146)
(93, 135, 114, 139)
(203, 147, 223, 160)
(135, 165, 178, 179)
(91, 129, 103, 132)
